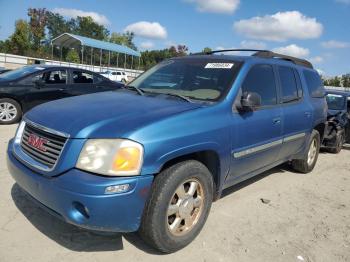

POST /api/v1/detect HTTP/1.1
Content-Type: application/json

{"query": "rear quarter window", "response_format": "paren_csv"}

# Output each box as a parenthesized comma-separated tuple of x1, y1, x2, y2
(303, 70, 325, 98)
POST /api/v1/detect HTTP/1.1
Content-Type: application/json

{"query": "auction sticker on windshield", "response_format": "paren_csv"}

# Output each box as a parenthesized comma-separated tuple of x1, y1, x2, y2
(205, 63, 234, 69)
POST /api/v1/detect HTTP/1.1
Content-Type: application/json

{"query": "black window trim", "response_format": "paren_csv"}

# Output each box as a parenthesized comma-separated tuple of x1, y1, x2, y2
(236, 63, 280, 111)
(276, 65, 303, 105)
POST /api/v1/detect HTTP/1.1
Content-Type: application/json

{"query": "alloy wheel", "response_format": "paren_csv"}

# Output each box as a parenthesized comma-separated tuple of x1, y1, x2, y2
(167, 178, 204, 236)
(0, 102, 17, 122)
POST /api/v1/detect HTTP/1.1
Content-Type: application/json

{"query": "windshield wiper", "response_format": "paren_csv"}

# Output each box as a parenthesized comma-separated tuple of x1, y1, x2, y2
(162, 93, 193, 103)
(124, 85, 144, 96)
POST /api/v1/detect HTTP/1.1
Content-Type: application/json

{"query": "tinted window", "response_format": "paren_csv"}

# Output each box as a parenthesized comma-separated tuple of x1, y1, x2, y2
(242, 65, 277, 106)
(23, 70, 67, 85)
(73, 71, 93, 84)
(130, 59, 240, 101)
(117, 72, 121, 75)
(304, 70, 325, 98)
(294, 70, 303, 98)
(279, 66, 298, 103)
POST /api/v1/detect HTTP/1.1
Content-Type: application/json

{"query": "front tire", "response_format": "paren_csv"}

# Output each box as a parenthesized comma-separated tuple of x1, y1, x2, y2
(0, 98, 22, 125)
(291, 130, 320, 173)
(139, 160, 213, 253)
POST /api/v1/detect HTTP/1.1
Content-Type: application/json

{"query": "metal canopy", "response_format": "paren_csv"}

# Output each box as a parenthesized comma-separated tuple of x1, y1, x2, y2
(51, 33, 140, 57)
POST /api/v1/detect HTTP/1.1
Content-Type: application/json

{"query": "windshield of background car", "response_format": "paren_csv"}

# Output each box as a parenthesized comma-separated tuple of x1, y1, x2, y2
(326, 94, 346, 110)
(0, 66, 44, 81)
(130, 58, 240, 101)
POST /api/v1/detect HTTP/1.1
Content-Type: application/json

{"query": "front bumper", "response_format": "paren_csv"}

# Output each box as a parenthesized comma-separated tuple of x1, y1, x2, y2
(7, 139, 153, 232)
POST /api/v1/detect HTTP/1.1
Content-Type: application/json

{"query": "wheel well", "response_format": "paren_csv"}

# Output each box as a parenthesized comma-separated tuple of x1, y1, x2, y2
(0, 96, 23, 111)
(159, 150, 221, 201)
(314, 123, 325, 141)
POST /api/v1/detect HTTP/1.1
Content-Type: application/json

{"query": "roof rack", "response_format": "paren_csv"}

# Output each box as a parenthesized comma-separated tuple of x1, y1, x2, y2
(195, 49, 313, 69)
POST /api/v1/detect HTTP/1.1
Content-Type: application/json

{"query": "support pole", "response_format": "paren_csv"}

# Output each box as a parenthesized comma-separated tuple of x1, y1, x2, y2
(131, 56, 134, 70)
(60, 46, 62, 65)
(81, 45, 84, 68)
(90, 47, 93, 71)
(124, 53, 126, 71)
(51, 44, 54, 61)
(99, 49, 102, 72)
(138, 56, 141, 70)
(108, 51, 111, 69)
(117, 53, 119, 68)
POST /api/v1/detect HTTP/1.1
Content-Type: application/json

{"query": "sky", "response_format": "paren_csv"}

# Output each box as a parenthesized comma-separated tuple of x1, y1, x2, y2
(0, 0, 349, 76)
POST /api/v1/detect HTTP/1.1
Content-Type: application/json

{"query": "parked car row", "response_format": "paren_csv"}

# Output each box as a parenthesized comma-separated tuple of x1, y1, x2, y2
(0, 65, 123, 124)
(4, 50, 348, 253)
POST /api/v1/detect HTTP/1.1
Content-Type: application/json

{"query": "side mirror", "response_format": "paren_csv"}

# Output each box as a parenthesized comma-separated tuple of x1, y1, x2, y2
(241, 92, 261, 111)
(33, 79, 45, 88)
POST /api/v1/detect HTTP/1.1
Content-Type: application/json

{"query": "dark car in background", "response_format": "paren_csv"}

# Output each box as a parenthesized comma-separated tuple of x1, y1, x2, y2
(323, 90, 350, 153)
(0, 65, 123, 124)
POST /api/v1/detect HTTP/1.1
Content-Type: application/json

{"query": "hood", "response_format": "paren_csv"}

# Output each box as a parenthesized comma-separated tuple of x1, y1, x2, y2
(25, 91, 201, 138)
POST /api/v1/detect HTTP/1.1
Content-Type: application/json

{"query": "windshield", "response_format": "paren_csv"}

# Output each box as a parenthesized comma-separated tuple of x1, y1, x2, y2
(326, 94, 346, 110)
(0, 66, 44, 81)
(130, 58, 240, 101)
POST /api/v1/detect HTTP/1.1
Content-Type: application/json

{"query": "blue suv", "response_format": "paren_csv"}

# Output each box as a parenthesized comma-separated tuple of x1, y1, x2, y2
(7, 50, 327, 253)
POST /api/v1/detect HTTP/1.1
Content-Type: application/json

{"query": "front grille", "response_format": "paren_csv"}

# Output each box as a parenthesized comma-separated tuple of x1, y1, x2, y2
(20, 123, 67, 169)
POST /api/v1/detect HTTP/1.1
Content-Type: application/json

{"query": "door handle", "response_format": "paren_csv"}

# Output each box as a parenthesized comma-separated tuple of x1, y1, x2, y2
(273, 117, 281, 124)
(304, 112, 311, 118)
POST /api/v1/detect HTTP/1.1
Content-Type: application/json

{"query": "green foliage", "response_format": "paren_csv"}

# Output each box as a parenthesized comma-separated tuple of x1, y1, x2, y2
(109, 31, 137, 50)
(141, 45, 189, 69)
(46, 11, 71, 38)
(202, 47, 212, 53)
(8, 20, 31, 55)
(28, 8, 48, 50)
(71, 16, 109, 40)
(323, 74, 350, 88)
(66, 49, 80, 63)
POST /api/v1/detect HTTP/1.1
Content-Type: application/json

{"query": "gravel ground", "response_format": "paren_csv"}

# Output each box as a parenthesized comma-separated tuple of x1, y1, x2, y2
(0, 124, 349, 262)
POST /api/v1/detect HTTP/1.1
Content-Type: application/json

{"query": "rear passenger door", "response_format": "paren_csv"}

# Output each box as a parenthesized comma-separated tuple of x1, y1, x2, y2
(277, 66, 313, 159)
(228, 64, 283, 181)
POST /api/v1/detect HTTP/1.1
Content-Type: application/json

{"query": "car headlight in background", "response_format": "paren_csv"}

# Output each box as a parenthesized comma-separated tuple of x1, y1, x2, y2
(76, 139, 143, 176)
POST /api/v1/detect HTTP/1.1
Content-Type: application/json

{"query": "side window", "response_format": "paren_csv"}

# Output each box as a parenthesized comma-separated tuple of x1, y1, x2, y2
(94, 74, 105, 84)
(303, 70, 325, 98)
(29, 70, 67, 85)
(278, 66, 298, 103)
(242, 64, 277, 106)
(72, 71, 93, 84)
(117, 72, 121, 76)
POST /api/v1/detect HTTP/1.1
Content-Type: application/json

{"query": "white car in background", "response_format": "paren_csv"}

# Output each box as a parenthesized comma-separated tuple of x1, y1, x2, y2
(101, 70, 128, 83)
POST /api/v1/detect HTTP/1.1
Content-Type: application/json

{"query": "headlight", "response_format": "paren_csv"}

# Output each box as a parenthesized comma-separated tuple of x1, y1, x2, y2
(76, 139, 143, 176)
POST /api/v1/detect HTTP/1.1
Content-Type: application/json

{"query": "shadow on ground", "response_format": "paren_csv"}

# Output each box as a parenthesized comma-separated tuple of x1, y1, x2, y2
(10, 163, 295, 253)
(11, 184, 162, 254)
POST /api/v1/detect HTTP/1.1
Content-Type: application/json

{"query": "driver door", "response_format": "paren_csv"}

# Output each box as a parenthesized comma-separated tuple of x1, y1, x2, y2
(226, 64, 283, 184)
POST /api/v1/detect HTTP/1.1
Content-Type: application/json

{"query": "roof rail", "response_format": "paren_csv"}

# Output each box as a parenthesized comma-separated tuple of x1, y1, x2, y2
(194, 49, 313, 69)
(252, 50, 313, 69)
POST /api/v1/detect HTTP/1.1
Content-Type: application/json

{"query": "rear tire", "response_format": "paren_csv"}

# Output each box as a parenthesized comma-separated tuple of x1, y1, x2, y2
(328, 131, 344, 154)
(0, 98, 22, 125)
(291, 130, 320, 173)
(139, 160, 213, 253)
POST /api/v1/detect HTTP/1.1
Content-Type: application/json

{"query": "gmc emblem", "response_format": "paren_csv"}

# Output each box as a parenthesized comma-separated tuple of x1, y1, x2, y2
(27, 133, 48, 152)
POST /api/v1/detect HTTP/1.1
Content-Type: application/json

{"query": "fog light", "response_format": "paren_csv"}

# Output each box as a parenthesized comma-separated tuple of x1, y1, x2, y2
(105, 184, 130, 194)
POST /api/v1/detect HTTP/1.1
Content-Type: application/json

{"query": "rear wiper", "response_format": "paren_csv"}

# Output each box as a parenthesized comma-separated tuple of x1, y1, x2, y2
(162, 93, 193, 103)
(124, 85, 144, 96)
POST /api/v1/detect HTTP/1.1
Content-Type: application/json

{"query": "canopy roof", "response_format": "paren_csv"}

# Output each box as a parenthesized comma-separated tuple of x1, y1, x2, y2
(51, 33, 140, 57)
